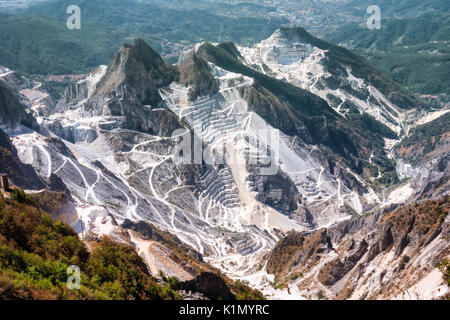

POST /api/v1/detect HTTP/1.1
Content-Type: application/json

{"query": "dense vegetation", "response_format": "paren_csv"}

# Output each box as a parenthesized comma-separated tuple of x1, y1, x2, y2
(28, 0, 287, 46)
(347, 110, 398, 147)
(0, 190, 181, 300)
(341, 0, 449, 20)
(367, 51, 450, 96)
(0, 15, 138, 75)
(396, 112, 450, 164)
(0, 0, 287, 75)
(325, 12, 450, 95)
(230, 280, 265, 300)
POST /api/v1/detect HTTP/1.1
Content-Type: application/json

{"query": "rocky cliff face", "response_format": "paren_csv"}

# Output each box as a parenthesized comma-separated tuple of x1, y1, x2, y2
(0, 128, 45, 190)
(93, 39, 177, 103)
(0, 66, 57, 118)
(266, 197, 449, 300)
(177, 51, 219, 101)
(239, 27, 421, 130)
(0, 80, 44, 189)
(178, 272, 236, 300)
(390, 111, 450, 205)
(54, 40, 182, 136)
(0, 81, 36, 130)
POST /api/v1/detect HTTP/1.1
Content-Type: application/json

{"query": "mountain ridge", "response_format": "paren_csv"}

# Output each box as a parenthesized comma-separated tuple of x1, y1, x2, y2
(0, 26, 448, 300)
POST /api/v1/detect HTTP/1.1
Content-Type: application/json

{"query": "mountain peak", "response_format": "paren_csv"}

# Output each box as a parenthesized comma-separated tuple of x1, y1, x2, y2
(92, 38, 178, 106)
(127, 38, 167, 71)
(266, 27, 328, 49)
(258, 26, 420, 111)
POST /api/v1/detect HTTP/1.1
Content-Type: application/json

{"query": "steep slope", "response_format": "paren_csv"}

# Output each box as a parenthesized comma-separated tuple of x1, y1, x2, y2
(325, 12, 450, 95)
(92, 39, 179, 105)
(196, 34, 403, 187)
(0, 81, 37, 130)
(392, 111, 450, 201)
(0, 190, 182, 300)
(0, 186, 263, 300)
(396, 112, 450, 166)
(0, 128, 45, 190)
(0, 82, 26, 128)
(0, 80, 45, 190)
(6, 31, 445, 299)
(265, 197, 450, 300)
(238, 27, 422, 131)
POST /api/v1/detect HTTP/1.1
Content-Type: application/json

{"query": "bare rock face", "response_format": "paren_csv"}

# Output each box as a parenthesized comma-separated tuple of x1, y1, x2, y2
(267, 197, 449, 299)
(121, 219, 203, 262)
(250, 170, 299, 215)
(57, 81, 89, 110)
(91, 38, 178, 109)
(0, 128, 45, 190)
(0, 81, 36, 130)
(69, 39, 182, 135)
(178, 51, 219, 101)
(367, 225, 394, 261)
(44, 119, 98, 144)
(319, 239, 368, 286)
(48, 173, 73, 200)
(416, 154, 450, 200)
(128, 108, 182, 137)
(178, 272, 236, 300)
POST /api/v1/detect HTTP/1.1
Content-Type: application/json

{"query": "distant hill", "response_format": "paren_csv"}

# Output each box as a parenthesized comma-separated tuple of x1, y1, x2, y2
(325, 12, 450, 95)
(0, 0, 287, 76)
(28, 0, 287, 45)
(341, 0, 450, 18)
(0, 15, 138, 75)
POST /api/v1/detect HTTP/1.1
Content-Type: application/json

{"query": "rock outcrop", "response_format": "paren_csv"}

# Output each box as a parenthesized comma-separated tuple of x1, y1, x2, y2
(178, 272, 236, 300)
(266, 197, 450, 299)
(0, 81, 36, 130)
(178, 51, 219, 101)
(0, 128, 45, 190)
(90, 38, 178, 110)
